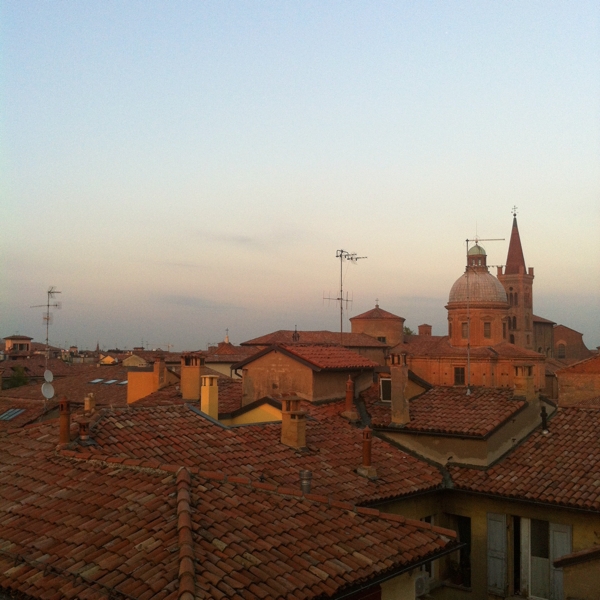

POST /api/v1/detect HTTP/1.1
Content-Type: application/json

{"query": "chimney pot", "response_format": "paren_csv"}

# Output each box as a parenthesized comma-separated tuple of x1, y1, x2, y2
(281, 396, 307, 449)
(78, 419, 90, 441)
(357, 427, 377, 479)
(59, 397, 71, 445)
(300, 470, 312, 494)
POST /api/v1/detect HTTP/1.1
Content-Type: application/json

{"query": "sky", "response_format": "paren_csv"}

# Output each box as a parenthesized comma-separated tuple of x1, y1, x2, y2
(1, 1, 599, 351)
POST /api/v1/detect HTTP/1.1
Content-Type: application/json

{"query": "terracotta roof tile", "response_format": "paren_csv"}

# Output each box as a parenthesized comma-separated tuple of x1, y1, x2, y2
(242, 331, 386, 348)
(350, 306, 404, 321)
(361, 384, 526, 438)
(450, 407, 600, 511)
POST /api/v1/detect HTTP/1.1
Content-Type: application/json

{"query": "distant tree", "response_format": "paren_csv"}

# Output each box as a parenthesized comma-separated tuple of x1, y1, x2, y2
(4, 366, 29, 389)
(403, 326, 415, 337)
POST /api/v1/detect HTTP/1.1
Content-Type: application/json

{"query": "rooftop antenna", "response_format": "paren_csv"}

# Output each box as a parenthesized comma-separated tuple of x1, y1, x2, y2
(165, 343, 174, 353)
(324, 250, 367, 343)
(464, 236, 504, 395)
(30, 286, 61, 368)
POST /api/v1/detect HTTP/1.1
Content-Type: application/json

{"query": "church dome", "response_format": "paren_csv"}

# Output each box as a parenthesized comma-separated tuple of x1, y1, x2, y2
(448, 271, 508, 304)
(467, 244, 486, 256)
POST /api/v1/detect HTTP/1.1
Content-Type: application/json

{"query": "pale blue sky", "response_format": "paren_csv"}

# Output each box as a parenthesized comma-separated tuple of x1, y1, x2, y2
(2, 1, 599, 350)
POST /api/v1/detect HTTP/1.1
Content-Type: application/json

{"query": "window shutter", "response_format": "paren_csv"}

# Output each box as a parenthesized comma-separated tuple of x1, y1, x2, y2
(550, 523, 571, 600)
(487, 513, 507, 596)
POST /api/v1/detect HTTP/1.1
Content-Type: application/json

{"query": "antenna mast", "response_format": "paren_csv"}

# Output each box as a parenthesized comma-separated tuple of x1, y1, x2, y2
(30, 286, 61, 368)
(324, 250, 367, 343)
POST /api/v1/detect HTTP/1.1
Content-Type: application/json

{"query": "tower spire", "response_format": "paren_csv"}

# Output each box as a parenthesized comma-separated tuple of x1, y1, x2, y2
(505, 208, 526, 275)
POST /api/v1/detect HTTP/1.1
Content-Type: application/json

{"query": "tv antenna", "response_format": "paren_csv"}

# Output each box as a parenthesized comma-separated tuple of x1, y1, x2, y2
(30, 286, 61, 368)
(324, 250, 367, 343)
(463, 237, 504, 395)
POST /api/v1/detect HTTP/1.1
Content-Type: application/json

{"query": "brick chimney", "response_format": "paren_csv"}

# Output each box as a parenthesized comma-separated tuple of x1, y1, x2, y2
(78, 418, 90, 442)
(390, 353, 410, 425)
(357, 427, 377, 479)
(152, 357, 167, 390)
(59, 397, 71, 445)
(200, 375, 219, 419)
(514, 365, 536, 401)
(341, 376, 359, 422)
(418, 324, 432, 336)
(281, 397, 307, 449)
(181, 353, 205, 401)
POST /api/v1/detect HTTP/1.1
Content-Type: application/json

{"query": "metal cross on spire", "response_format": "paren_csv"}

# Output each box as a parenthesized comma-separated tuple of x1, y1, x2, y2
(512, 205, 518, 217)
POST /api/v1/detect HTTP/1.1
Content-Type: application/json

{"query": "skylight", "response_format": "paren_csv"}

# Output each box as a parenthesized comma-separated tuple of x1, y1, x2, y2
(118, 380, 128, 385)
(89, 378, 103, 384)
(0, 408, 26, 421)
(103, 379, 118, 385)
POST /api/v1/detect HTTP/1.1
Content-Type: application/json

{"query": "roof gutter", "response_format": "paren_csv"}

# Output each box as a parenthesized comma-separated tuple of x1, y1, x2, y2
(330, 542, 463, 600)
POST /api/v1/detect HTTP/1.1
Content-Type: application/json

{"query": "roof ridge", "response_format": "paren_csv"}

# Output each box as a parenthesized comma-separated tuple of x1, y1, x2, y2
(56, 449, 451, 537)
(176, 467, 195, 600)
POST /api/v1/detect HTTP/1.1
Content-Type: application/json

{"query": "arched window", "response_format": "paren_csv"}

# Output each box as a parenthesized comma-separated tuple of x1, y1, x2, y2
(512, 316, 517, 330)
(448, 322, 452, 337)
(509, 292, 513, 306)
(558, 343, 566, 358)
(514, 292, 518, 306)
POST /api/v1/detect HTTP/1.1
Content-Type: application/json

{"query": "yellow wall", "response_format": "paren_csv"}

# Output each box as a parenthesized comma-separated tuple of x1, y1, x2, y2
(127, 371, 157, 404)
(220, 403, 281, 426)
(381, 571, 418, 599)
(562, 557, 600, 599)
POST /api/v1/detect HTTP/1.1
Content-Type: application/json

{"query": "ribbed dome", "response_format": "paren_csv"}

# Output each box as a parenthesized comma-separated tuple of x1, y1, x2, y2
(449, 271, 508, 304)
(468, 244, 486, 256)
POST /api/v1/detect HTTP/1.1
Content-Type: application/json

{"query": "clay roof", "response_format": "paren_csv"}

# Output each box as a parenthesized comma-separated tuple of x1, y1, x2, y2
(0, 397, 58, 432)
(350, 305, 405, 321)
(2, 335, 33, 341)
(234, 345, 379, 372)
(533, 314, 556, 325)
(0, 418, 457, 599)
(135, 378, 243, 413)
(72, 403, 443, 505)
(360, 384, 526, 438)
(0, 364, 129, 407)
(450, 407, 600, 511)
(0, 358, 81, 379)
(205, 341, 257, 364)
(505, 216, 527, 275)
(242, 331, 387, 348)
(556, 354, 600, 374)
(396, 336, 544, 360)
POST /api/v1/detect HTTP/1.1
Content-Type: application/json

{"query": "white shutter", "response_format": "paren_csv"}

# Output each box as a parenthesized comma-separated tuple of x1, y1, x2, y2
(487, 513, 507, 595)
(550, 523, 571, 600)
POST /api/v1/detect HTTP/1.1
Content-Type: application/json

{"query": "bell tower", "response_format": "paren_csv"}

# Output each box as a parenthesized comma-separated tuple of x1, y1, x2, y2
(497, 208, 534, 350)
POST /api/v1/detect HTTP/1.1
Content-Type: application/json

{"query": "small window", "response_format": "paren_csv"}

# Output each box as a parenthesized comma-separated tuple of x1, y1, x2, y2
(483, 322, 491, 338)
(514, 292, 518, 306)
(558, 343, 566, 359)
(502, 322, 507, 338)
(0, 408, 26, 421)
(89, 378, 104, 384)
(103, 379, 118, 385)
(380, 378, 391, 402)
(118, 380, 128, 385)
(461, 323, 468, 339)
(454, 367, 465, 386)
(512, 316, 517, 330)
(377, 336, 387, 343)
(449, 322, 452, 337)
(510, 334, 515, 344)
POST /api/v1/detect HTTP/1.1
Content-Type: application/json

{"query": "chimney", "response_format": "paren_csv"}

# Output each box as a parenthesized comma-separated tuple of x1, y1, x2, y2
(84, 393, 96, 414)
(418, 324, 432, 336)
(153, 357, 167, 391)
(341, 376, 359, 422)
(299, 470, 312, 494)
(59, 397, 71, 445)
(281, 397, 307, 449)
(200, 375, 219, 419)
(390, 353, 410, 425)
(181, 353, 205, 400)
(78, 418, 90, 441)
(513, 365, 536, 401)
(541, 405, 549, 435)
(357, 427, 377, 479)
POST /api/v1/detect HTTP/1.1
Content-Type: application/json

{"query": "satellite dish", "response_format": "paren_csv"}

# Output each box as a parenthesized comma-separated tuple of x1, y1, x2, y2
(41, 382, 55, 399)
(44, 370, 53, 383)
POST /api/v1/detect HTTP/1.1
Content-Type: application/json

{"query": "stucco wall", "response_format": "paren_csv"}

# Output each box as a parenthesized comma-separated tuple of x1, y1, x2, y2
(562, 557, 600, 600)
(241, 351, 313, 405)
(558, 372, 600, 406)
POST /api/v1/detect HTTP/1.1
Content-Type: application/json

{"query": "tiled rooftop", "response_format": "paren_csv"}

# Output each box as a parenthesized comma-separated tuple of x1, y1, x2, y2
(350, 305, 404, 321)
(0, 398, 58, 432)
(0, 364, 130, 407)
(361, 384, 526, 438)
(556, 354, 600, 374)
(280, 345, 379, 370)
(242, 331, 387, 348)
(75, 403, 443, 504)
(393, 336, 544, 359)
(450, 407, 600, 511)
(0, 358, 84, 379)
(0, 420, 457, 599)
